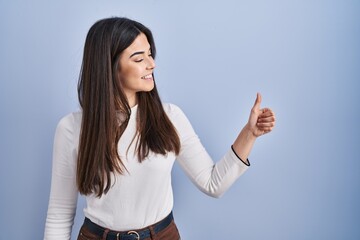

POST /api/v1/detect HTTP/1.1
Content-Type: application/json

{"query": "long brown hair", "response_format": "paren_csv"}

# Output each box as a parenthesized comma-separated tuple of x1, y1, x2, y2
(77, 17, 180, 197)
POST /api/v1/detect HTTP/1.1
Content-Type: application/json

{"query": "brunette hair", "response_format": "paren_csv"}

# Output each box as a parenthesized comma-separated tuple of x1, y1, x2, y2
(77, 17, 180, 197)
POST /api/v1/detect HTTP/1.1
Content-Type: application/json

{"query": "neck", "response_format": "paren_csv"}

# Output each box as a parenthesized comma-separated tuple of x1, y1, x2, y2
(127, 94, 137, 108)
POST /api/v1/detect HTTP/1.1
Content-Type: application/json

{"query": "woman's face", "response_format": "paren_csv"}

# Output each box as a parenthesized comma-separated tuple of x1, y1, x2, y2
(118, 33, 156, 106)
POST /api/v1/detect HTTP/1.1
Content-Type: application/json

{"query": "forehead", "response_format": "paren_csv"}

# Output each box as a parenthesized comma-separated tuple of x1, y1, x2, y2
(123, 33, 150, 56)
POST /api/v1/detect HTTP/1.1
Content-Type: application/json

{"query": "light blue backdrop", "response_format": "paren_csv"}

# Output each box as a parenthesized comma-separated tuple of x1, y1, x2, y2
(1, 0, 359, 239)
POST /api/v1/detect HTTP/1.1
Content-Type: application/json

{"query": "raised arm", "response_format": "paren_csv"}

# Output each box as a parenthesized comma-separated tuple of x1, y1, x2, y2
(171, 93, 275, 198)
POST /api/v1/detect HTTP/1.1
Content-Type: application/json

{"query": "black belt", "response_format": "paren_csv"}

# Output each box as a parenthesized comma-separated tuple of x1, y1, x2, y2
(83, 212, 173, 240)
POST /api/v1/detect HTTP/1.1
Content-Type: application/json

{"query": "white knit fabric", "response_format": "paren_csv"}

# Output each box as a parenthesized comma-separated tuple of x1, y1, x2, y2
(44, 103, 249, 239)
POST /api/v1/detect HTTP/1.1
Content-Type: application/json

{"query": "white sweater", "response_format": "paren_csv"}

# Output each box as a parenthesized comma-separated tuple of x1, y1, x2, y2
(44, 103, 249, 239)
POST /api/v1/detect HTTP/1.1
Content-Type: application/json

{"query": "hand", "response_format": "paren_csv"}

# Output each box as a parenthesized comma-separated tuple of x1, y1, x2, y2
(247, 93, 276, 137)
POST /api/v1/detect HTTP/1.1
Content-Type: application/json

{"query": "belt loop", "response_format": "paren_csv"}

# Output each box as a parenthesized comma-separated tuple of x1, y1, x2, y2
(149, 225, 156, 240)
(102, 228, 110, 240)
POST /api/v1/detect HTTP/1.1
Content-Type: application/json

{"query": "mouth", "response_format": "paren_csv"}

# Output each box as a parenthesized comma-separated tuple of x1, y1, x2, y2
(141, 74, 153, 80)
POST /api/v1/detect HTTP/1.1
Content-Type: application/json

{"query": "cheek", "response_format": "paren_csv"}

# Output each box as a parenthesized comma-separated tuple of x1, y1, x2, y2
(118, 67, 130, 81)
(121, 65, 142, 80)
(119, 67, 143, 88)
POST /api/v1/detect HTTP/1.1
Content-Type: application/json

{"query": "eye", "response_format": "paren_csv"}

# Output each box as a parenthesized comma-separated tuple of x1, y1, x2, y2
(134, 59, 144, 63)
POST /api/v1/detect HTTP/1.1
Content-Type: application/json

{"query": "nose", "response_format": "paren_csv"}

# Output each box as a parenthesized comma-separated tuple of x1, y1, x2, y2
(146, 56, 156, 70)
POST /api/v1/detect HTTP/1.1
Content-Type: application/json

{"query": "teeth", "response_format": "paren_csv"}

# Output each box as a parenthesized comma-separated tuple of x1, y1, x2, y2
(142, 74, 152, 79)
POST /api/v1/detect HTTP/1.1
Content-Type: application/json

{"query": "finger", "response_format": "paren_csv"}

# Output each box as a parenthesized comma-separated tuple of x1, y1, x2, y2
(259, 108, 274, 117)
(256, 122, 275, 128)
(257, 126, 274, 133)
(257, 115, 276, 123)
(263, 129, 272, 134)
(252, 92, 262, 110)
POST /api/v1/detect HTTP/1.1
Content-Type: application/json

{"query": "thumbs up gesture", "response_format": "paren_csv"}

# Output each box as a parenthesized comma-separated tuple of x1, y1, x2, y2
(232, 93, 276, 162)
(247, 93, 276, 137)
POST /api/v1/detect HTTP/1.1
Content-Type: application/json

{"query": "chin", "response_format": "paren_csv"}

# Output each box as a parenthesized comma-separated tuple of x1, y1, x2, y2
(144, 84, 155, 92)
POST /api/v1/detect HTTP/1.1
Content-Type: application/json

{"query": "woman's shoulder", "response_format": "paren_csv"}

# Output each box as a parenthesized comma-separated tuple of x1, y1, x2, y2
(162, 103, 191, 126)
(162, 103, 194, 135)
(162, 103, 184, 116)
(56, 111, 82, 134)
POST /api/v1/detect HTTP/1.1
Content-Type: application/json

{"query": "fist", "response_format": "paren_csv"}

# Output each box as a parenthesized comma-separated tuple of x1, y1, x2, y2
(247, 93, 276, 137)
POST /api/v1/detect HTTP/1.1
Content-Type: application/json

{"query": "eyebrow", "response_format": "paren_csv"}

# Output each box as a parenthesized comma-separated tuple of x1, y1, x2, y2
(129, 48, 152, 59)
(129, 51, 145, 58)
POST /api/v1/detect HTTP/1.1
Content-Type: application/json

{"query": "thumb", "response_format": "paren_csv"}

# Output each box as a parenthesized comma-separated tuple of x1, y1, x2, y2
(252, 92, 262, 110)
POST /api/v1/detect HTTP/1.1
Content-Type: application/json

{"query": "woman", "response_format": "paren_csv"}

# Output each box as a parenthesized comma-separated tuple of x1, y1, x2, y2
(44, 17, 275, 240)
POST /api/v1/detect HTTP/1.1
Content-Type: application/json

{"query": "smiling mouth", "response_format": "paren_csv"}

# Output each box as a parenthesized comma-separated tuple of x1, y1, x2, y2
(141, 74, 153, 80)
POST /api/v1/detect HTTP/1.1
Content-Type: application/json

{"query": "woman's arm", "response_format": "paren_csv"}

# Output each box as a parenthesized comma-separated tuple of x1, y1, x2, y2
(170, 93, 275, 198)
(44, 114, 79, 240)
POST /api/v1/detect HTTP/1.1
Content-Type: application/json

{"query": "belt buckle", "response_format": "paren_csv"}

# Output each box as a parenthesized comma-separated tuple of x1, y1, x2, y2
(127, 230, 140, 240)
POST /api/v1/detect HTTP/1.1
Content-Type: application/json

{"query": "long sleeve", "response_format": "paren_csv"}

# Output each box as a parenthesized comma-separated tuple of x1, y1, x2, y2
(168, 104, 249, 198)
(44, 114, 79, 240)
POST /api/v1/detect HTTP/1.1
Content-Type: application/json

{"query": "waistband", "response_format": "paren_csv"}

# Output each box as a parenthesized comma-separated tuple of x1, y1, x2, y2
(83, 212, 174, 240)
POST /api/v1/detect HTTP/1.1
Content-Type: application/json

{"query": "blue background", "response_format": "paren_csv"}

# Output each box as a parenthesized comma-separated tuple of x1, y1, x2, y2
(1, 0, 359, 239)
